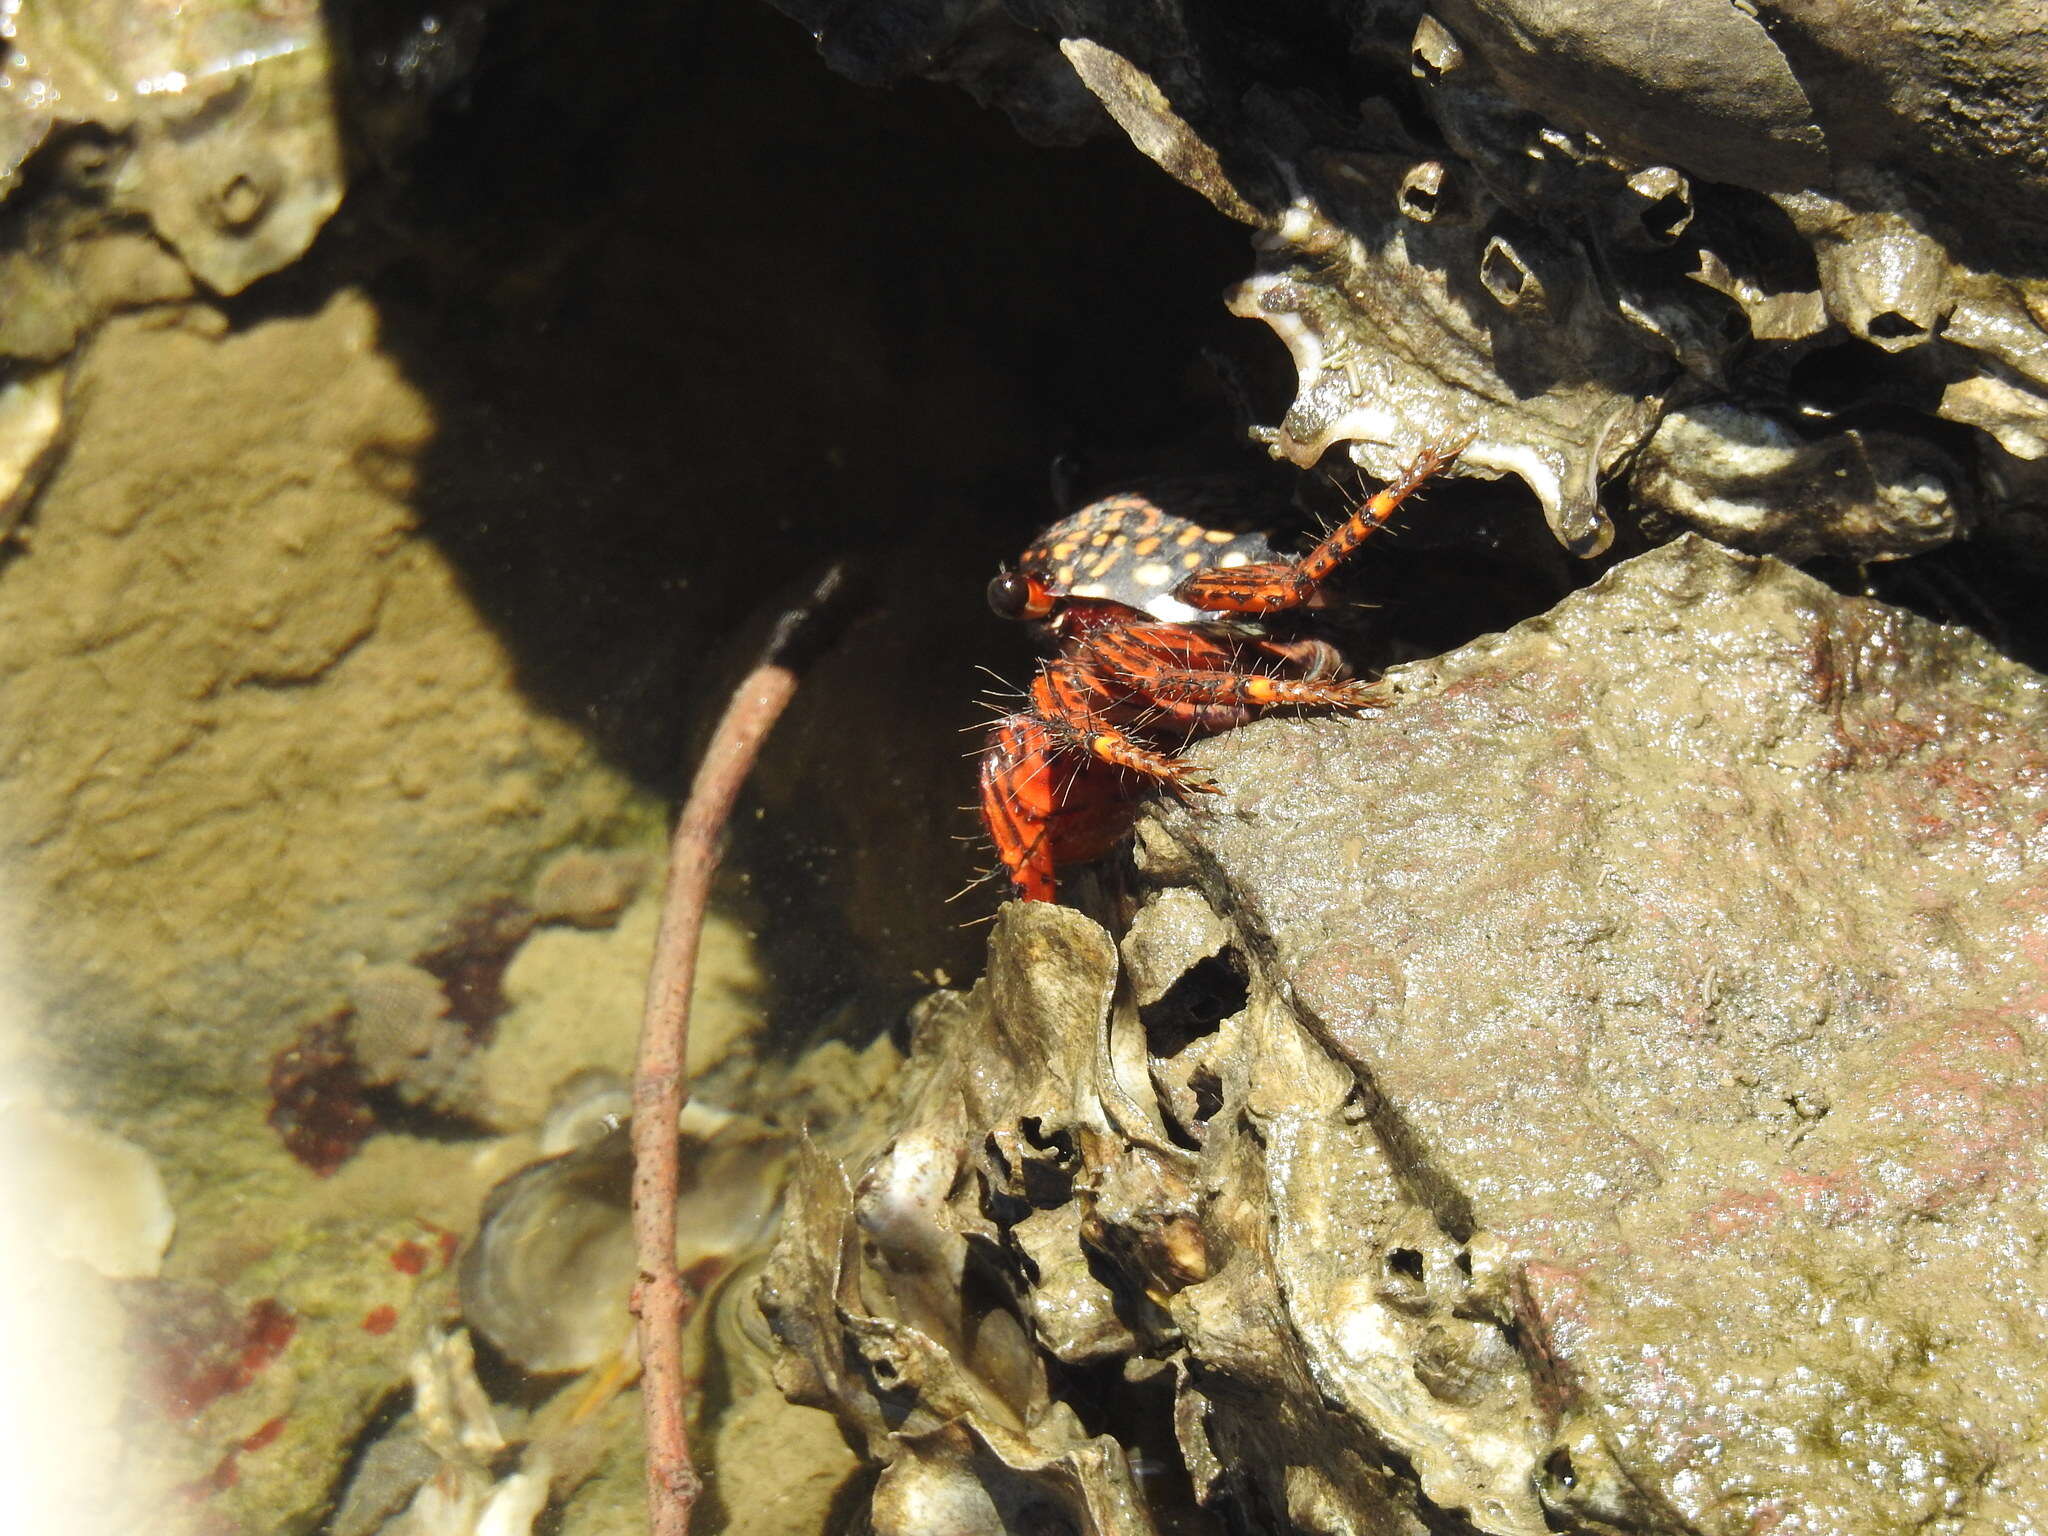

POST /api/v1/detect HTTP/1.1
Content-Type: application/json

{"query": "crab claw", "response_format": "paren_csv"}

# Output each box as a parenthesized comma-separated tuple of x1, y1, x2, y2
(1160, 762, 1221, 805)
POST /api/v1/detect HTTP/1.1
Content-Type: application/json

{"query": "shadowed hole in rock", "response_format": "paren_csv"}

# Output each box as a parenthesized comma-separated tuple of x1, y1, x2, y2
(1639, 191, 1690, 243)
(1044, 1356, 1223, 1534)
(1480, 237, 1537, 308)
(356, 1085, 499, 1146)
(1544, 1446, 1577, 1489)
(1454, 1248, 1473, 1278)
(1014, 1119, 1080, 1208)
(1688, 181, 1820, 293)
(1785, 337, 1945, 416)
(978, 1158, 1034, 1232)
(1189, 1067, 1224, 1123)
(1020, 1115, 1073, 1155)
(1379, 1245, 1431, 1312)
(1140, 948, 1249, 1059)
(467, 1327, 573, 1410)
(1156, 1103, 1204, 1154)
(1867, 309, 1928, 341)
(319, 1382, 416, 1533)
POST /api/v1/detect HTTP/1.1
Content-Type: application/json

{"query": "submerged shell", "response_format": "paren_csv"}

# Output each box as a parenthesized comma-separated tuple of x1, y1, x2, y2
(2, 1103, 174, 1279)
(459, 1104, 788, 1375)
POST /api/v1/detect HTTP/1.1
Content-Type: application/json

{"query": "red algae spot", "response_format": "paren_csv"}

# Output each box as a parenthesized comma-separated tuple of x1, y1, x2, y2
(241, 1415, 286, 1453)
(127, 1285, 297, 1421)
(179, 1458, 238, 1500)
(414, 898, 536, 1041)
(267, 900, 536, 1176)
(267, 1011, 375, 1176)
(180, 1416, 287, 1501)
(362, 1304, 399, 1336)
(390, 1239, 430, 1275)
(435, 1229, 460, 1268)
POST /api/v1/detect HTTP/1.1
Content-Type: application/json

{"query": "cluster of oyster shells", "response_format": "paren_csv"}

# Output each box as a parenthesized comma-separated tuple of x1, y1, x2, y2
(762, 898, 1556, 1534)
(772, 0, 2048, 565)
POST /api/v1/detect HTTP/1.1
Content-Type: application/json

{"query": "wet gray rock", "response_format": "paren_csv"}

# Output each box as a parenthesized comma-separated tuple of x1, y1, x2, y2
(770, 536, 2048, 1534)
(1149, 535, 2048, 1532)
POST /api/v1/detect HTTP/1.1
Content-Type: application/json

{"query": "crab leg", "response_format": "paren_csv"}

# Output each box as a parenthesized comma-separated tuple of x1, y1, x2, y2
(1137, 668, 1389, 712)
(1026, 662, 1216, 788)
(1172, 437, 1468, 614)
(1073, 622, 1386, 720)
(978, 719, 1061, 902)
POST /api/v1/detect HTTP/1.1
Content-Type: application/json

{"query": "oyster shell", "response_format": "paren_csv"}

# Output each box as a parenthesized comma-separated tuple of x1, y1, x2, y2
(459, 1104, 788, 1376)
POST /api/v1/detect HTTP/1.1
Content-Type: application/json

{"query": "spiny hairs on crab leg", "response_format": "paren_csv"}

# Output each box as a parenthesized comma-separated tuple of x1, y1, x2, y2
(1172, 435, 1469, 614)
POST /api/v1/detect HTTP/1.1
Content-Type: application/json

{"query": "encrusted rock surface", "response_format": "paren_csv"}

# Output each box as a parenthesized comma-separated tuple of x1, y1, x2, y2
(771, 536, 2048, 1535)
(777, 0, 2048, 565)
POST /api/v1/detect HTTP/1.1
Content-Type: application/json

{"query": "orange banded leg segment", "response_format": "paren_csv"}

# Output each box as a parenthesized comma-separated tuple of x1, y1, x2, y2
(979, 717, 1060, 902)
(1029, 657, 1215, 791)
(1056, 713, 1216, 794)
(1139, 667, 1392, 713)
(1172, 435, 1470, 615)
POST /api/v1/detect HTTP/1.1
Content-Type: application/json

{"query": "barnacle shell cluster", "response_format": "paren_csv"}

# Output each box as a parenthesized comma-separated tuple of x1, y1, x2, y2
(780, 0, 2048, 563)
(764, 900, 1556, 1535)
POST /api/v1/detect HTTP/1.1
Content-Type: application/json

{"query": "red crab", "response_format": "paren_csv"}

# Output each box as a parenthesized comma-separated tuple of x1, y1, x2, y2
(978, 440, 1465, 903)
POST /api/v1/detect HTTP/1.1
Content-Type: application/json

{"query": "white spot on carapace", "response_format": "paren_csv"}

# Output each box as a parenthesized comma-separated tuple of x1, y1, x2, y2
(1141, 594, 1204, 623)
(1216, 551, 1251, 568)
(1133, 561, 1172, 587)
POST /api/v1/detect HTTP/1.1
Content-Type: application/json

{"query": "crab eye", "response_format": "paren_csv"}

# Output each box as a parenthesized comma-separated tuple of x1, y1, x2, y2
(988, 570, 1053, 620)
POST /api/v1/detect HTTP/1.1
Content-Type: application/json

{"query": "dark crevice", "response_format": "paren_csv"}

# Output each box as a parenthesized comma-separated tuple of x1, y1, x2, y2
(1141, 947, 1251, 1058)
(310, 1383, 415, 1536)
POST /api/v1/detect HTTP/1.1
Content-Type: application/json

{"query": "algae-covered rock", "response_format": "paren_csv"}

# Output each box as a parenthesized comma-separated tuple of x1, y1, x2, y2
(0, 288, 662, 1534)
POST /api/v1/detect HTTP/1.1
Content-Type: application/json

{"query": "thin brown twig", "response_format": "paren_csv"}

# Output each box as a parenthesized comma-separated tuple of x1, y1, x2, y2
(630, 565, 849, 1536)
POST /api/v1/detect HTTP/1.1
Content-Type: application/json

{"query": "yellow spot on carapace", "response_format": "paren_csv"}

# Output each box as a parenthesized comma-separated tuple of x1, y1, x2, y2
(1177, 525, 1203, 546)
(1204, 528, 1236, 543)
(1091, 530, 1111, 546)
(1051, 541, 1078, 560)
(1183, 551, 1203, 568)
(1134, 535, 1161, 556)
(1055, 564, 1076, 585)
